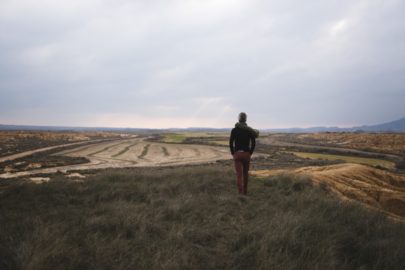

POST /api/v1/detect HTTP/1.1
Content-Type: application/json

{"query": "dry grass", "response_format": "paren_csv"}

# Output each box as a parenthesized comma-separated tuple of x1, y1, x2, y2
(1, 165, 405, 270)
(290, 133, 405, 155)
(252, 163, 405, 220)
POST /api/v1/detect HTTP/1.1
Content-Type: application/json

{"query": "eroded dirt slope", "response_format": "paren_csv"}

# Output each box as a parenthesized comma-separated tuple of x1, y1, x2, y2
(252, 163, 405, 220)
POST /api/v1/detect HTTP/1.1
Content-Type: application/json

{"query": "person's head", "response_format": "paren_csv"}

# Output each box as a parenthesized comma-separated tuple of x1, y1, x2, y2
(238, 112, 247, 123)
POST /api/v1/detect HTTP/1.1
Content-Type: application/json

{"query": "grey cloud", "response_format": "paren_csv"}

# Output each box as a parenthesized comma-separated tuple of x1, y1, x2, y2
(0, 0, 404, 128)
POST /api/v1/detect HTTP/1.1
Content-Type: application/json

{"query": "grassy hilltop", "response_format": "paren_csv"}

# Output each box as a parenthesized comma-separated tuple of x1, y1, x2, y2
(1, 164, 405, 270)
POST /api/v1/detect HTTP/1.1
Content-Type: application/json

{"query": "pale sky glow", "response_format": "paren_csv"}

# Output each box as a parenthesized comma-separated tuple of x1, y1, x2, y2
(1, 0, 404, 129)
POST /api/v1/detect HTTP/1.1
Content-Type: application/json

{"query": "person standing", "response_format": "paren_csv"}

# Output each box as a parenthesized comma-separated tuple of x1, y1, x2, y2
(229, 112, 259, 195)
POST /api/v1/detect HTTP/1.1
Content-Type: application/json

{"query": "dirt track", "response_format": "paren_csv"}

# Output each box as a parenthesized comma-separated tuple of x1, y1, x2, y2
(0, 138, 232, 178)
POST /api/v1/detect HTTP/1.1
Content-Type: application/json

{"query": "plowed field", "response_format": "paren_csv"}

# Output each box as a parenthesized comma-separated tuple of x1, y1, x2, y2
(0, 138, 231, 178)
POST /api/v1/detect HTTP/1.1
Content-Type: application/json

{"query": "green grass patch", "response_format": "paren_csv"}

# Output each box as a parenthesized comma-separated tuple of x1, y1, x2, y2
(161, 133, 187, 143)
(160, 132, 228, 144)
(289, 151, 396, 169)
(1, 165, 404, 269)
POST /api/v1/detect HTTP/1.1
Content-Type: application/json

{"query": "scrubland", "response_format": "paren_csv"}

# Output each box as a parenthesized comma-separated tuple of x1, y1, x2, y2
(2, 131, 405, 269)
(1, 165, 405, 270)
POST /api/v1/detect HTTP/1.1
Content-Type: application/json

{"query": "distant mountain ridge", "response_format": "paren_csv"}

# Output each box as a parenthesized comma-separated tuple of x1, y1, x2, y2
(1, 117, 404, 133)
(355, 117, 405, 132)
(265, 117, 405, 133)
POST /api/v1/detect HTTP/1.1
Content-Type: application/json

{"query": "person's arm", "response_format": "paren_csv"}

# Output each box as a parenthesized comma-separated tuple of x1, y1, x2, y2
(229, 129, 235, 155)
(250, 135, 256, 155)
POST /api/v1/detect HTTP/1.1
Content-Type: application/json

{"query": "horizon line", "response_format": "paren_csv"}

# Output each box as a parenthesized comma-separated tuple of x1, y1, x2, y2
(0, 122, 392, 131)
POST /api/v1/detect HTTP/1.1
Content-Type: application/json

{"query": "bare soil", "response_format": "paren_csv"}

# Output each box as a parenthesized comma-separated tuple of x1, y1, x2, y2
(0, 138, 237, 178)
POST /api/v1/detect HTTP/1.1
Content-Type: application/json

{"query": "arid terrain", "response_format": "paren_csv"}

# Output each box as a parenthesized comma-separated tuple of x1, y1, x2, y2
(265, 132, 405, 155)
(0, 133, 234, 179)
(0, 131, 123, 157)
(252, 163, 405, 220)
(1, 131, 405, 221)
(254, 132, 405, 220)
(1, 130, 405, 269)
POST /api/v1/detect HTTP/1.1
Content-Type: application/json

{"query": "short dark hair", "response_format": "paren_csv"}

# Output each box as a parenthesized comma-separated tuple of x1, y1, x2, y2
(239, 112, 247, 122)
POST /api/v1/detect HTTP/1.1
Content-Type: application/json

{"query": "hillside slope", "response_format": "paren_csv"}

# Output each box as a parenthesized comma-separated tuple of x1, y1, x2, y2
(252, 163, 405, 220)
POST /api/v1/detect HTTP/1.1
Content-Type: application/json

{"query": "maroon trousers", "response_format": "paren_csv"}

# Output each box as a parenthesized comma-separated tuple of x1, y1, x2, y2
(233, 151, 251, 195)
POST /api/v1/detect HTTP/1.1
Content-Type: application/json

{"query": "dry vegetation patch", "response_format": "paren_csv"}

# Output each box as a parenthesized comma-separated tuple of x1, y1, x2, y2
(1, 165, 405, 269)
(289, 151, 396, 169)
(282, 133, 405, 155)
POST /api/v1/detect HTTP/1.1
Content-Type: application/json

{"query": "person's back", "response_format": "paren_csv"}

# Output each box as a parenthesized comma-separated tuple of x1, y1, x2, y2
(230, 127, 255, 154)
(229, 112, 258, 195)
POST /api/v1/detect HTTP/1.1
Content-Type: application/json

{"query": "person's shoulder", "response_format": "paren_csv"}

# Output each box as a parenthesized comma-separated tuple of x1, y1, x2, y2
(232, 126, 244, 133)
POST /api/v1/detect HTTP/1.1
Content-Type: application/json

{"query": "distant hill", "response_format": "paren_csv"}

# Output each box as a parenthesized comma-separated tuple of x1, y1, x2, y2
(1, 117, 405, 133)
(264, 117, 405, 133)
(355, 117, 405, 132)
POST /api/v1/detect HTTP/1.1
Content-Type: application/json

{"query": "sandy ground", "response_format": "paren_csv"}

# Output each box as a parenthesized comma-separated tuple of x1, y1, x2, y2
(0, 138, 233, 178)
(252, 163, 405, 221)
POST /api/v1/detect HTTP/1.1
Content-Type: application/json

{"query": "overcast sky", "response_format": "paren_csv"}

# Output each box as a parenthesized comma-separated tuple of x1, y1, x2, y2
(1, 0, 404, 128)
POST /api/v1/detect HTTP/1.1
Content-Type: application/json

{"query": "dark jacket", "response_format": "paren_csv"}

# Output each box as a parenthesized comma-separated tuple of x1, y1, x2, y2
(229, 127, 256, 155)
